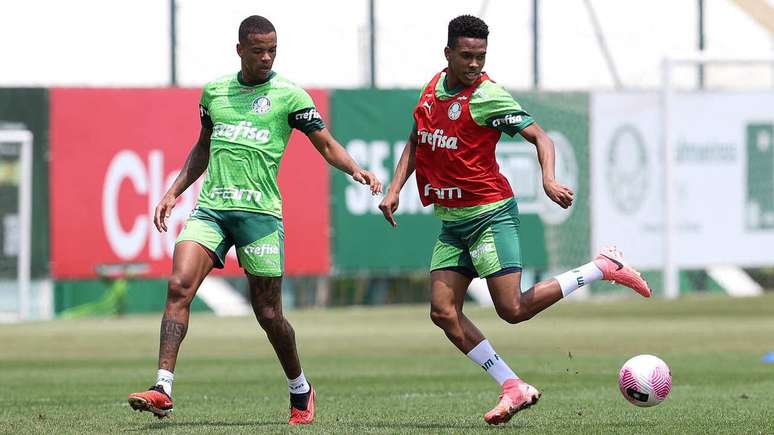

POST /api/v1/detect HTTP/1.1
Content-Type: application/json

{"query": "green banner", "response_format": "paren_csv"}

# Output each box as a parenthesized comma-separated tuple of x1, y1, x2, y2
(330, 90, 589, 273)
(0, 89, 49, 279)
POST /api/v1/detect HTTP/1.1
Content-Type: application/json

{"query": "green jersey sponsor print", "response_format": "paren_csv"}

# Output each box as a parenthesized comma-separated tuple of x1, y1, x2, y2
(197, 71, 324, 217)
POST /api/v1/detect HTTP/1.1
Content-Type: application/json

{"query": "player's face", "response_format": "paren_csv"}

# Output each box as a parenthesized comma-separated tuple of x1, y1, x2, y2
(444, 37, 487, 88)
(237, 32, 277, 82)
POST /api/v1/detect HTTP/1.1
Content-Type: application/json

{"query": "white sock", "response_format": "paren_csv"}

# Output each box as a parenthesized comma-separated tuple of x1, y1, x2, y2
(288, 370, 310, 395)
(466, 340, 518, 386)
(554, 261, 604, 297)
(155, 369, 174, 397)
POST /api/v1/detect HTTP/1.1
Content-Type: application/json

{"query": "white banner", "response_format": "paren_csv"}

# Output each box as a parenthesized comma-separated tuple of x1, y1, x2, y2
(591, 92, 774, 268)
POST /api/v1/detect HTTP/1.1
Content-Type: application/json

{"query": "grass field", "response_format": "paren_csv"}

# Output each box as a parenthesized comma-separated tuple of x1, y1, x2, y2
(2, 293, 773, 434)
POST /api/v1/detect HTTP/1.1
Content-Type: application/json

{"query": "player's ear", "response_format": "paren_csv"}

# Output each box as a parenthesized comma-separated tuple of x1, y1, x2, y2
(444, 46, 451, 62)
(236, 43, 242, 57)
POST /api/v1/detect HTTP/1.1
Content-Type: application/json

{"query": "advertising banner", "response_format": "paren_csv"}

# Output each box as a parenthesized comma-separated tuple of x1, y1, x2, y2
(330, 89, 589, 273)
(50, 88, 330, 278)
(591, 92, 774, 268)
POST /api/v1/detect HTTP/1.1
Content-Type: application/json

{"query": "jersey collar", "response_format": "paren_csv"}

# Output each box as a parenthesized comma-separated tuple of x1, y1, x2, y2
(237, 70, 276, 87)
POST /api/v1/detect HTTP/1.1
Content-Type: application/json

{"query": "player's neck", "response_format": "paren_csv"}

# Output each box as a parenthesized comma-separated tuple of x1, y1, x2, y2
(442, 72, 466, 95)
(238, 70, 275, 86)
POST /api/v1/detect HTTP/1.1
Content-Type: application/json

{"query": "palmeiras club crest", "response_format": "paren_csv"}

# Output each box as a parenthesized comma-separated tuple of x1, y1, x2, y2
(448, 102, 462, 120)
(252, 96, 272, 114)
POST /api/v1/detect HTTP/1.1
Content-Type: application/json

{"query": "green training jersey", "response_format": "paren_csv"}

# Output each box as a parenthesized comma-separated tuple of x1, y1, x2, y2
(196, 71, 324, 218)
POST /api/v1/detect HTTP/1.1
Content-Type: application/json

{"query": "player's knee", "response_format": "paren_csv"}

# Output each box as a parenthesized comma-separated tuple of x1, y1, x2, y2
(256, 307, 282, 329)
(167, 275, 196, 306)
(430, 306, 458, 330)
(496, 305, 533, 324)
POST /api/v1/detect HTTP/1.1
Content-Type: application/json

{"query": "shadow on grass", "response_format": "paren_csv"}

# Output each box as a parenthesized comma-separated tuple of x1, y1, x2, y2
(132, 420, 286, 430)
(341, 421, 521, 430)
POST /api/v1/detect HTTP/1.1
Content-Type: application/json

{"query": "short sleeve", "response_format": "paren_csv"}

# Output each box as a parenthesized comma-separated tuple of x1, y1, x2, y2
(198, 85, 213, 129)
(287, 87, 325, 134)
(470, 81, 534, 136)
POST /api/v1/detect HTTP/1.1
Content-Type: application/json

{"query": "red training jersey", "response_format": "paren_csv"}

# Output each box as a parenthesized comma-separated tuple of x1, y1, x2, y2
(413, 69, 514, 208)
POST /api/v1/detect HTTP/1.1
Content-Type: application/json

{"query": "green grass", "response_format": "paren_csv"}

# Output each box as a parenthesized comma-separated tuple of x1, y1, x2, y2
(2, 293, 774, 434)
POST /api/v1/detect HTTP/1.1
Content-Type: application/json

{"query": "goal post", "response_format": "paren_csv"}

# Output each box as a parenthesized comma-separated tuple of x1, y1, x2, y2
(0, 127, 32, 322)
(660, 53, 774, 299)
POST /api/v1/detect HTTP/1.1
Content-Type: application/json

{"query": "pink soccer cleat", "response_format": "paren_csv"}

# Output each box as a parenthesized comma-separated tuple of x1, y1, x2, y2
(288, 386, 315, 425)
(483, 379, 541, 425)
(594, 246, 652, 297)
(128, 385, 173, 419)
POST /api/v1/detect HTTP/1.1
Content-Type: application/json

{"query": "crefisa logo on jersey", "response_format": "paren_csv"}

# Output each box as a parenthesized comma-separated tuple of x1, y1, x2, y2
(251, 96, 272, 114)
(448, 102, 462, 120)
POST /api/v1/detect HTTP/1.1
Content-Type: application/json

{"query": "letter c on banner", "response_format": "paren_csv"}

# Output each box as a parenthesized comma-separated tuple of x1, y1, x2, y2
(103, 150, 148, 259)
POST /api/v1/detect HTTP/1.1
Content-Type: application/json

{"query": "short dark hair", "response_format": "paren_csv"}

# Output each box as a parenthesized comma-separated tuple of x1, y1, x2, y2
(239, 15, 276, 42)
(447, 15, 488, 48)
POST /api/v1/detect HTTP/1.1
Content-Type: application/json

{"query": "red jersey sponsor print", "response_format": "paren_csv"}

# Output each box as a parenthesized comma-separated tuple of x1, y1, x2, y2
(413, 69, 514, 208)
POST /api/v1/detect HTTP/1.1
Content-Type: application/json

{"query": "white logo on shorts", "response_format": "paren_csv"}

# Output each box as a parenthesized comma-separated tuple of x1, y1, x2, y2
(470, 243, 495, 260)
(244, 244, 279, 256)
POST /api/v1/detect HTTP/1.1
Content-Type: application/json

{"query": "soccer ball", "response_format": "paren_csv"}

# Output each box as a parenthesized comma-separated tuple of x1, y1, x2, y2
(618, 354, 672, 407)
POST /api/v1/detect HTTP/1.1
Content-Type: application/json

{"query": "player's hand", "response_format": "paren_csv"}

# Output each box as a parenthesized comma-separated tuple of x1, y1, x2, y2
(153, 193, 177, 232)
(378, 191, 400, 227)
(352, 168, 383, 195)
(543, 179, 574, 209)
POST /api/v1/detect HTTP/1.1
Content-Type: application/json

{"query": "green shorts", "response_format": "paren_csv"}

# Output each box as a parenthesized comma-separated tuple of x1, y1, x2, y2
(176, 207, 284, 277)
(430, 199, 522, 278)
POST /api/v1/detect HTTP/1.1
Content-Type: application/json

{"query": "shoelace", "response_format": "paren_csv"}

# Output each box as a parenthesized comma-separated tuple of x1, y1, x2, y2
(148, 385, 171, 399)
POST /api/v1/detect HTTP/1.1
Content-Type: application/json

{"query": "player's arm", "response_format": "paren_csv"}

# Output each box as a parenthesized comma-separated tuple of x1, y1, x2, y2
(154, 126, 212, 232)
(307, 127, 382, 195)
(378, 124, 418, 227)
(518, 123, 574, 209)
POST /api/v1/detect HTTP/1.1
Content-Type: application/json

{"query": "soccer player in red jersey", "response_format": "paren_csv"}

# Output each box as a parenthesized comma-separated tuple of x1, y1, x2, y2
(379, 15, 651, 425)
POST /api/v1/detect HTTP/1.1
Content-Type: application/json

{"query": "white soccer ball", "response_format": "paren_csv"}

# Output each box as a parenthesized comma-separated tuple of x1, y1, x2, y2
(618, 354, 672, 407)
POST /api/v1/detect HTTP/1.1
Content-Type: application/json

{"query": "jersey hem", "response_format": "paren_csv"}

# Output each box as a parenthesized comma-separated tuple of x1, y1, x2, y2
(195, 205, 284, 220)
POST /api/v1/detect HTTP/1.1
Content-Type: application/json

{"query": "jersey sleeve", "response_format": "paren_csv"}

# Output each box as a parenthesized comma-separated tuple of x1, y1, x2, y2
(470, 81, 534, 136)
(287, 87, 325, 134)
(198, 84, 214, 129)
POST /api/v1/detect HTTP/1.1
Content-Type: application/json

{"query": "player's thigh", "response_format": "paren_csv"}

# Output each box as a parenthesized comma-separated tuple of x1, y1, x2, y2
(176, 207, 233, 270)
(486, 270, 524, 312)
(430, 225, 477, 280)
(170, 241, 215, 296)
(229, 211, 284, 278)
(430, 269, 473, 313)
(468, 200, 523, 279)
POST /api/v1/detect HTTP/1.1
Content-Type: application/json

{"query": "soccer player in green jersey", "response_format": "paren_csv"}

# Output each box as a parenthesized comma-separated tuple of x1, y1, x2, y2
(379, 15, 651, 425)
(128, 15, 381, 425)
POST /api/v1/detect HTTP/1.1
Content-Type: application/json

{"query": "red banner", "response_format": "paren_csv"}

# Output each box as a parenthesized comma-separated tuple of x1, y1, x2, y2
(50, 88, 330, 278)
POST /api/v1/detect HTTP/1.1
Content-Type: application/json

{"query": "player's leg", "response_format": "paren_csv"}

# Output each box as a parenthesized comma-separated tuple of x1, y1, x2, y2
(429, 268, 480, 352)
(232, 211, 314, 425)
(430, 268, 519, 382)
(247, 274, 314, 425)
(486, 250, 651, 325)
(159, 241, 215, 371)
(429, 268, 537, 425)
(479, 201, 650, 325)
(128, 241, 215, 418)
(129, 208, 227, 418)
(247, 274, 302, 379)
